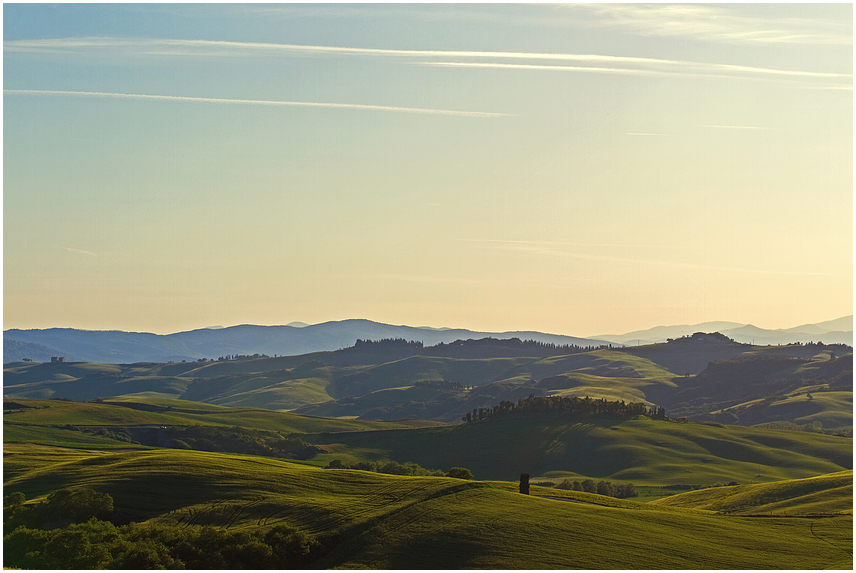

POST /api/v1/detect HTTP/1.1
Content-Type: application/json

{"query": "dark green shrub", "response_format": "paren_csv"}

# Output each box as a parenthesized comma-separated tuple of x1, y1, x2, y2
(448, 467, 474, 480)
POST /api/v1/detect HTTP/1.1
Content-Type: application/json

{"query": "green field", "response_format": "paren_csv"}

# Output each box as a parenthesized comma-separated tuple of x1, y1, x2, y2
(650, 470, 853, 515)
(308, 412, 852, 483)
(4, 395, 852, 569)
(3, 446, 851, 569)
(6, 397, 851, 484)
(5, 343, 852, 433)
(3, 397, 443, 434)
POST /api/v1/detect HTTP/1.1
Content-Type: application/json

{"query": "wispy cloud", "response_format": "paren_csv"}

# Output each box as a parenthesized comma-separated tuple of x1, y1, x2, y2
(62, 246, 98, 257)
(697, 125, 772, 130)
(332, 273, 488, 286)
(419, 60, 849, 88)
(4, 89, 510, 118)
(5, 38, 849, 87)
(566, 4, 852, 46)
(466, 239, 837, 277)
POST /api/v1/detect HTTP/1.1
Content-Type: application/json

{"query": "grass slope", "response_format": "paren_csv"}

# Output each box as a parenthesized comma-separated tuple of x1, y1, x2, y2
(9, 344, 847, 430)
(308, 413, 852, 483)
(3, 397, 445, 438)
(650, 470, 853, 515)
(4, 350, 681, 415)
(714, 391, 853, 429)
(654, 352, 853, 425)
(7, 398, 850, 486)
(538, 372, 676, 404)
(3, 446, 851, 569)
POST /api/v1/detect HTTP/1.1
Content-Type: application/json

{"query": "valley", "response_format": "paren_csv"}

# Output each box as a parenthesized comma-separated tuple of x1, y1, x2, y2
(4, 331, 852, 568)
(4, 333, 852, 430)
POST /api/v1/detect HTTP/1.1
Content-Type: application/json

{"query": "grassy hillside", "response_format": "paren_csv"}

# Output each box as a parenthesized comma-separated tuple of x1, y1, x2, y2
(4, 351, 680, 421)
(3, 397, 444, 437)
(6, 397, 850, 487)
(617, 332, 754, 375)
(519, 349, 677, 379)
(655, 352, 853, 428)
(5, 338, 851, 429)
(326, 355, 535, 396)
(650, 470, 853, 515)
(3, 446, 851, 569)
(537, 372, 676, 404)
(4, 342, 853, 435)
(714, 391, 853, 429)
(296, 350, 680, 421)
(308, 412, 852, 483)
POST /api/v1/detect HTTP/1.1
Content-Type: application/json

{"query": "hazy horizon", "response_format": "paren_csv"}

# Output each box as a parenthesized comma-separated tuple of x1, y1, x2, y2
(3, 314, 852, 339)
(4, 4, 852, 337)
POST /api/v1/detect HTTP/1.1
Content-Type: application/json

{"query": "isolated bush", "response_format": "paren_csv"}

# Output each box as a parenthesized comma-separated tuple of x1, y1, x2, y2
(448, 467, 474, 480)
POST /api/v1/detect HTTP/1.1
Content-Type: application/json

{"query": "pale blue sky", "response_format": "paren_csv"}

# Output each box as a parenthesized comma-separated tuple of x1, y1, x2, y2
(4, 4, 852, 336)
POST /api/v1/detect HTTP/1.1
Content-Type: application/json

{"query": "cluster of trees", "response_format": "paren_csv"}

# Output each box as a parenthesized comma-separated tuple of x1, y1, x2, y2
(666, 332, 736, 344)
(789, 341, 849, 350)
(325, 459, 473, 479)
(755, 420, 852, 437)
(216, 353, 271, 361)
(463, 394, 667, 423)
(414, 379, 464, 390)
(74, 426, 138, 444)
(353, 338, 424, 349)
(163, 426, 322, 460)
(4, 488, 321, 569)
(555, 479, 637, 498)
(424, 337, 615, 357)
(4, 487, 114, 532)
(661, 481, 739, 491)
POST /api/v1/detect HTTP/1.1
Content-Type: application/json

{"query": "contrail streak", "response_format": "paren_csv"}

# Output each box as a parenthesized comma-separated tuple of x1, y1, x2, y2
(6, 38, 849, 81)
(3, 89, 511, 118)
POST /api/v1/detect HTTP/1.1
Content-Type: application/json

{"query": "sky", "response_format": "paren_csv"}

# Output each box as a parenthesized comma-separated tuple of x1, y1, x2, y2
(3, 3, 853, 337)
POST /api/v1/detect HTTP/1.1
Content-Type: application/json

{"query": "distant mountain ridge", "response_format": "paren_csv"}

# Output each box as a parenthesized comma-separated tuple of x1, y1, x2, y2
(595, 316, 852, 346)
(3, 320, 614, 364)
(4, 316, 851, 364)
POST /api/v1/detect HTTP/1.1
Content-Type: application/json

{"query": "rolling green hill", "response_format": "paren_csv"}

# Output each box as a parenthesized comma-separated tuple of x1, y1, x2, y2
(649, 470, 853, 515)
(4, 336, 852, 429)
(6, 397, 851, 486)
(3, 446, 852, 569)
(307, 412, 852, 483)
(651, 352, 853, 428)
(3, 397, 443, 435)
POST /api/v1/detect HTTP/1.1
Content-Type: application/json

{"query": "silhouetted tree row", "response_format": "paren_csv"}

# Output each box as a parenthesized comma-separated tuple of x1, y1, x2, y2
(463, 394, 666, 423)
(326, 459, 445, 476)
(353, 338, 424, 349)
(427, 337, 615, 356)
(414, 379, 463, 390)
(755, 420, 852, 437)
